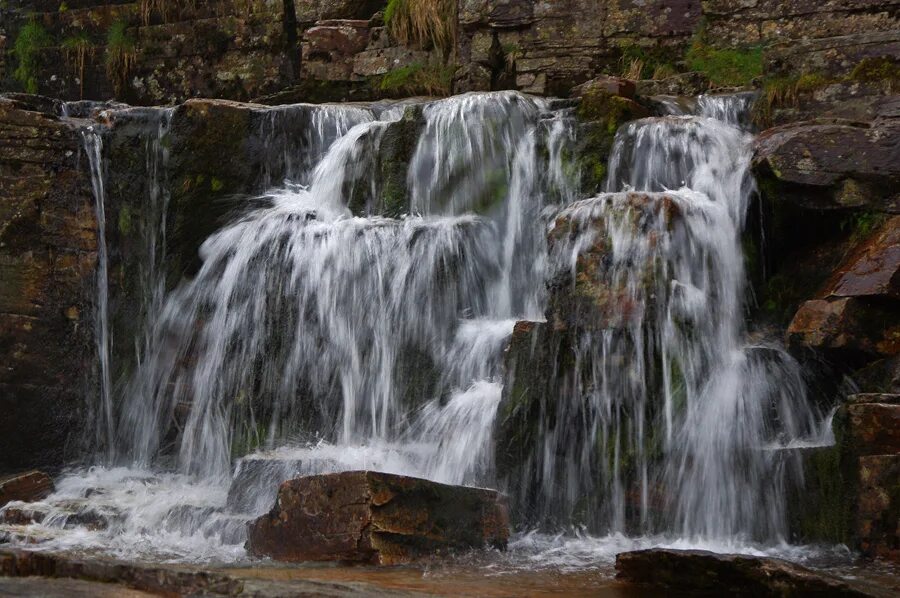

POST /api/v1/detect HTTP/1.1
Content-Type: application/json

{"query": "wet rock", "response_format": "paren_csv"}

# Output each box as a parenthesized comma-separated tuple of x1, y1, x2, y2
(858, 454, 900, 562)
(786, 216, 900, 362)
(247, 471, 509, 564)
(0, 98, 96, 473)
(615, 549, 870, 597)
(845, 394, 900, 457)
(0, 471, 53, 508)
(753, 119, 900, 213)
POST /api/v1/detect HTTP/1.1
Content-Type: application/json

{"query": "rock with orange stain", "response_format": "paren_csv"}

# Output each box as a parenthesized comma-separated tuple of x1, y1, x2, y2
(247, 471, 509, 564)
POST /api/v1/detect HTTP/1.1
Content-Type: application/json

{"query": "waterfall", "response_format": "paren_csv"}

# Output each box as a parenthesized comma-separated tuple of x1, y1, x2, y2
(2, 91, 828, 563)
(81, 128, 115, 462)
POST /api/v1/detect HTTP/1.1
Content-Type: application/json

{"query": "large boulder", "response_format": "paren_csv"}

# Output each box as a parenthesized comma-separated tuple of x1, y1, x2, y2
(615, 549, 869, 597)
(247, 471, 509, 564)
(753, 119, 900, 213)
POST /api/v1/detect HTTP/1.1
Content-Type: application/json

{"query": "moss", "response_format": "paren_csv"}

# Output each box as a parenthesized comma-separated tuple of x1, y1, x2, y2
(574, 91, 643, 194)
(210, 177, 224, 192)
(850, 57, 900, 91)
(683, 23, 762, 87)
(12, 20, 53, 94)
(378, 60, 455, 96)
(118, 203, 132, 235)
(841, 210, 887, 244)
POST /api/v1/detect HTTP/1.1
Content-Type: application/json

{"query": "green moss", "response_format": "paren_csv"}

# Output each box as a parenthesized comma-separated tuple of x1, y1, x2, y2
(12, 20, 53, 94)
(686, 42, 762, 87)
(850, 57, 900, 91)
(118, 203, 132, 235)
(210, 177, 224, 192)
(842, 210, 887, 243)
(378, 60, 455, 96)
(574, 91, 643, 194)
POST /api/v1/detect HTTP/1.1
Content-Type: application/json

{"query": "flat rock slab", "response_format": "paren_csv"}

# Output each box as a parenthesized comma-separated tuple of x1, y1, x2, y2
(615, 549, 871, 597)
(247, 471, 509, 565)
(0, 471, 53, 508)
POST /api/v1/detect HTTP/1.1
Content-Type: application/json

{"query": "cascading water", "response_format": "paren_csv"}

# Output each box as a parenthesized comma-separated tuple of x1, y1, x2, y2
(1, 92, 830, 566)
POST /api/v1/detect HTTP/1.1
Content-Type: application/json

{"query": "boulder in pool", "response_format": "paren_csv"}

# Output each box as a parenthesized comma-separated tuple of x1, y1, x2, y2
(247, 471, 509, 564)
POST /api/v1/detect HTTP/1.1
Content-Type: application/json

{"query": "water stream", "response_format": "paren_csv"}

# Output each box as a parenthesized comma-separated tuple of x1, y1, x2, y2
(1, 91, 836, 570)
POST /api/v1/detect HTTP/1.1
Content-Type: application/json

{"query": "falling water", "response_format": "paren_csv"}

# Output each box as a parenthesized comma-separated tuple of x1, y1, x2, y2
(81, 128, 115, 461)
(2, 92, 827, 563)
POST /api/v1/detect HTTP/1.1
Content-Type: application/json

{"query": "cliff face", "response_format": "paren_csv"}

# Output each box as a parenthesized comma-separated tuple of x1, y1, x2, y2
(1, 1, 898, 104)
(0, 95, 97, 472)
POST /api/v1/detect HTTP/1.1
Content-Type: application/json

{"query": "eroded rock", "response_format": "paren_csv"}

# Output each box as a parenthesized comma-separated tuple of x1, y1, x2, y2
(615, 549, 869, 597)
(247, 471, 509, 564)
(0, 471, 53, 508)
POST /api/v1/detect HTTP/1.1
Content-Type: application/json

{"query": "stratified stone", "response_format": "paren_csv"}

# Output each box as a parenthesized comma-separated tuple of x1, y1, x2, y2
(0, 471, 53, 508)
(846, 396, 900, 457)
(857, 454, 900, 562)
(615, 549, 869, 597)
(247, 471, 509, 564)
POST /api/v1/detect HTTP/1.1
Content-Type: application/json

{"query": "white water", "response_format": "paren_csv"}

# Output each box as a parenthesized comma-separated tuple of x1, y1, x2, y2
(2, 91, 833, 567)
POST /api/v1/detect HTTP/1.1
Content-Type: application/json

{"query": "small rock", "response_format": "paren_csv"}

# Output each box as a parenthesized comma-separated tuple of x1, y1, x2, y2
(615, 548, 870, 597)
(247, 471, 509, 564)
(571, 76, 636, 100)
(0, 471, 53, 508)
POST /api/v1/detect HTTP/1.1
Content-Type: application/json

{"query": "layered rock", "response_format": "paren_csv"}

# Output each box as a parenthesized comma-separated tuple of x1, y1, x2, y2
(0, 96, 97, 473)
(788, 394, 900, 561)
(786, 215, 900, 363)
(615, 549, 869, 597)
(0, 471, 53, 507)
(247, 471, 509, 564)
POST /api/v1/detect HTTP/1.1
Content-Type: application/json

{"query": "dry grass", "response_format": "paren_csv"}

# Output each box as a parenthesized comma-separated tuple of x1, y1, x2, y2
(385, 0, 457, 56)
(621, 57, 644, 80)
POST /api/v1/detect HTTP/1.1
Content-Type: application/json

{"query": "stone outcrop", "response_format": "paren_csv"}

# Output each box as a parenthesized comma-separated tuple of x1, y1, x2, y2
(247, 471, 509, 564)
(615, 549, 870, 597)
(3, 1, 898, 103)
(0, 96, 97, 473)
(0, 470, 53, 507)
(786, 215, 900, 363)
(788, 394, 900, 561)
(753, 120, 900, 213)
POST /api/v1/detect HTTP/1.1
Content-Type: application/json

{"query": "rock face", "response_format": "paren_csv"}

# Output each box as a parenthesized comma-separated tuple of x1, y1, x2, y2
(247, 471, 509, 564)
(3, 1, 898, 102)
(0, 471, 53, 507)
(615, 549, 869, 597)
(0, 96, 97, 473)
(786, 215, 900, 362)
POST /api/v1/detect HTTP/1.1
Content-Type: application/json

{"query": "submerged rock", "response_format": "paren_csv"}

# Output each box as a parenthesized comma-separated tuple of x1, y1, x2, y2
(247, 471, 509, 564)
(0, 471, 53, 508)
(615, 549, 870, 597)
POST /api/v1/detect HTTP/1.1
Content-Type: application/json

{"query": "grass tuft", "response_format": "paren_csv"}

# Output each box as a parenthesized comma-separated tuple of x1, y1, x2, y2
(13, 20, 53, 94)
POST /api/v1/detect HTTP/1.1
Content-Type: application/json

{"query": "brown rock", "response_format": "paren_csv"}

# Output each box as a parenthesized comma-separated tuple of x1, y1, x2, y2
(823, 216, 900, 300)
(615, 549, 869, 597)
(786, 297, 900, 359)
(247, 471, 509, 564)
(0, 471, 53, 508)
(857, 454, 900, 562)
(571, 76, 636, 100)
(846, 399, 900, 456)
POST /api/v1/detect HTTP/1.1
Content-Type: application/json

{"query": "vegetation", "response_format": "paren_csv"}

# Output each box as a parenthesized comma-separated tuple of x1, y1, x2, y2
(106, 20, 137, 96)
(379, 60, 455, 96)
(61, 32, 95, 99)
(384, 0, 456, 56)
(12, 20, 52, 94)
(617, 46, 679, 81)
(686, 41, 762, 87)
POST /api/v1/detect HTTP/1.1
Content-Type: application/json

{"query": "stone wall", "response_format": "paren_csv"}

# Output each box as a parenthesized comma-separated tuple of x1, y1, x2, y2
(2, 1, 898, 103)
(0, 96, 97, 473)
